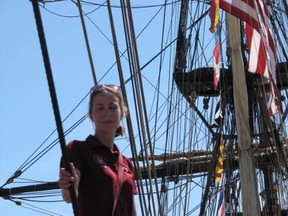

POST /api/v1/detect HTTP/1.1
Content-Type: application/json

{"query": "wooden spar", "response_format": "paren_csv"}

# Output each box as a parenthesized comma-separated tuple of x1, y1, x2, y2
(0, 146, 282, 198)
(226, 13, 260, 215)
(0, 182, 60, 197)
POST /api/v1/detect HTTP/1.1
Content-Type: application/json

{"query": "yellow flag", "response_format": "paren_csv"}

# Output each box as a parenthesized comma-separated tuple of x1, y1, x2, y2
(215, 139, 224, 183)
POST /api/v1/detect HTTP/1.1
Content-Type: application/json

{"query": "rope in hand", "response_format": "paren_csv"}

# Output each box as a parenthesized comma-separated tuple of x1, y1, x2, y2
(30, 1, 79, 215)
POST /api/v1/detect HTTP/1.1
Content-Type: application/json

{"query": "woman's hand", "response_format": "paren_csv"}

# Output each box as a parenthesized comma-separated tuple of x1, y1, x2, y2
(59, 163, 77, 189)
(58, 163, 80, 203)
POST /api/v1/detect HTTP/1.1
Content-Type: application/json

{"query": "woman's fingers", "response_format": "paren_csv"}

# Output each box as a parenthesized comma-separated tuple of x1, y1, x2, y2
(69, 163, 77, 178)
(58, 163, 76, 189)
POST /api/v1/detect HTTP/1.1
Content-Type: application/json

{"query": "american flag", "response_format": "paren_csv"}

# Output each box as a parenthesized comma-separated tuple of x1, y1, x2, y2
(219, 0, 282, 115)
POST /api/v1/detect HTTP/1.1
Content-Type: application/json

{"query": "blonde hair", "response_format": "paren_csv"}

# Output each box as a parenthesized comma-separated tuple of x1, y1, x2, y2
(88, 85, 127, 137)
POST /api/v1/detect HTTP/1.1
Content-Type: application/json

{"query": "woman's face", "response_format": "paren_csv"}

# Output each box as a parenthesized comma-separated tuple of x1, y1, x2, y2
(90, 91, 122, 134)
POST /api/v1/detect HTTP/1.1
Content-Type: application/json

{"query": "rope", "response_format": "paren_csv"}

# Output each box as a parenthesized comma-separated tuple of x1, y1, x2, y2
(30, 1, 78, 215)
(126, 13, 159, 216)
(116, 2, 149, 215)
(120, 0, 164, 215)
(105, 0, 154, 215)
(75, 0, 97, 85)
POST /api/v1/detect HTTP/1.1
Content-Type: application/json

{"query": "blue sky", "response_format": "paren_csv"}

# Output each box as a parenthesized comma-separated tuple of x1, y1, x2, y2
(0, 1, 94, 215)
(0, 1, 173, 215)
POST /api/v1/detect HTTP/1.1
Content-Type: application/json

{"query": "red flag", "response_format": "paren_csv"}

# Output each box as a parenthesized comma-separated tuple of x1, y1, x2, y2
(213, 41, 221, 88)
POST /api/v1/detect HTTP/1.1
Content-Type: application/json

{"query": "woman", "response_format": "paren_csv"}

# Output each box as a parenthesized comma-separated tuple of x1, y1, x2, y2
(58, 85, 137, 216)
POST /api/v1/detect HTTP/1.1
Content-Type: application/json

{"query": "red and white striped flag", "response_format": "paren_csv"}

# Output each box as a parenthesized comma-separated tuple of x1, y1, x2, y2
(213, 40, 221, 89)
(219, 0, 282, 115)
(243, 0, 276, 78)
(246, 24, 269, 78)
(267, 80, 282, 115)
(245, 0, 282, 115)
(220, 0, 259, 29)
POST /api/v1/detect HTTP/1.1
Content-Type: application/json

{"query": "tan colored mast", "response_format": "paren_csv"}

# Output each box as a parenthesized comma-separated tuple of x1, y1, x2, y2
(226, 13, 260, 215)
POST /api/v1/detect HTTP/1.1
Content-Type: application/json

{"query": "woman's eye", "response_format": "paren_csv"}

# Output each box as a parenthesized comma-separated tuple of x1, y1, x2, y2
(95, 107, 104, 110)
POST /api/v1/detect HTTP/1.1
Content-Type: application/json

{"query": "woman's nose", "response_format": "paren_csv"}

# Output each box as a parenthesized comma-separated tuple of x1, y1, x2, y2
(103, 108, 111, 116)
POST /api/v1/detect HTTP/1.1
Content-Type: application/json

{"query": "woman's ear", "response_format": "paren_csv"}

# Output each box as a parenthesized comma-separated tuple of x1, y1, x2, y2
(88, 113, 95, 123)
(120, 111, 124, 119)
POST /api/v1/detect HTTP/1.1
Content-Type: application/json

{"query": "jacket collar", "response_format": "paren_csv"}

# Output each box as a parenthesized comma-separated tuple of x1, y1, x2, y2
(86, 134, 120, 156)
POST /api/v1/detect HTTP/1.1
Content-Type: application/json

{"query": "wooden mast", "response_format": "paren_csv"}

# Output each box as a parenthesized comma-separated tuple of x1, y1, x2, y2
(226, 13, 260, 215)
